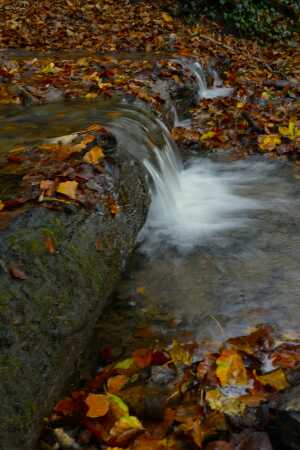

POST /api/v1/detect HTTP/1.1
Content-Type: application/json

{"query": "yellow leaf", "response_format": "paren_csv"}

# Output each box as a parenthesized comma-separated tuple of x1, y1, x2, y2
(85, 92, 98, 100)
(110, 415, 143, 440)
(216, 349, 248, 386)
(258, 134, 281, 151)
(206, 389, 246, 416)
(162, 12, 173, 22)
(279, 120, 300, 140)
(85, 393, 110, 418)
(136, 287, 145, 295)
(115, 358, 134, 370)
(236, 102, 246, 108)
(261, 92, 271, 100)
(41, 62, 60, 74)
(108, 394, 129, 415)
(0, 200, 4, 211)
(200, 131, 216, 141)
(56, 181, 78, 200)
(83, 146, 104, 164)
(169, 340, 192, 366)
(254, 368, 288, 391)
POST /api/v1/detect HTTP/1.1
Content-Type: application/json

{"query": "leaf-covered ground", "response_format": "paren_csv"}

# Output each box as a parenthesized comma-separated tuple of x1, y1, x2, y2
(39, 325, 300, 449)
(0, 0, 299, 160)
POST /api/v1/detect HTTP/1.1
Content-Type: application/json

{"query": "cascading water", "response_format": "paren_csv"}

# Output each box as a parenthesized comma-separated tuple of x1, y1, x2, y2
(188, 61, 234, 99)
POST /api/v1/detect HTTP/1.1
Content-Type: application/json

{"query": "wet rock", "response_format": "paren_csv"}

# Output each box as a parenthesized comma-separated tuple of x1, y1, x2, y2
(234, 431, 273, 450)
(44, 86, 64, 103)
(270, 384, 300, 450)
(0, 130, 149, 450)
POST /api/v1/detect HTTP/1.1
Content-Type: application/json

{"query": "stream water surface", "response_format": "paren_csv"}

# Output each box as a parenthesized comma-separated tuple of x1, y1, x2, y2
(1, 92, 300, 360)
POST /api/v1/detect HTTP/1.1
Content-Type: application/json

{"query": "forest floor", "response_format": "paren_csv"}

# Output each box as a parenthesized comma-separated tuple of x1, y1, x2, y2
(1, 1, 300, 449)
(0, 0, 299, 160)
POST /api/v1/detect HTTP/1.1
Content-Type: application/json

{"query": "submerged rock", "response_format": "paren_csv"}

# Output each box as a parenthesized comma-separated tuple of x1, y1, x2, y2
(0, 126, 149, 450)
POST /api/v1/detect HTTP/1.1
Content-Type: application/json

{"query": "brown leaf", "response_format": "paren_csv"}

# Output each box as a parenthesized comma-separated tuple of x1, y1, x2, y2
(9, 264, 27, 280)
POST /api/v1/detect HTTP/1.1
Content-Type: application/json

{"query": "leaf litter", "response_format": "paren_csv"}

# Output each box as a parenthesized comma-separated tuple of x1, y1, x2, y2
(39, 325, 300, 449)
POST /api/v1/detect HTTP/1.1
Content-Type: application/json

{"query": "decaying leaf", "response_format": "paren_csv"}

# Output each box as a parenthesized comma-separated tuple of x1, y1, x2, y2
(216, 349, 248, 386)
(85, 394, 110, 418)
(169, 340, 192, 366)
(9, 264, 27, 280)
(56, 181, 78, 200)
(206, 390, 246, 416)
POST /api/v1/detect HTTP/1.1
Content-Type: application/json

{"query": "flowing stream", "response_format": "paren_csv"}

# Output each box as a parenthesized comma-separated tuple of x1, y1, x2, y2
(0, 60, 300, 357)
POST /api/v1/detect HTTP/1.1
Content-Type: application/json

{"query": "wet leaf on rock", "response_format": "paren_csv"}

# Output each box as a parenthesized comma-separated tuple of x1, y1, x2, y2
(254, 368, 289, 391)
(56, 180, 78, 200)
(85, 393, 110, 418)
(216, 350, 248, 386)
(83, 146, 104, 165)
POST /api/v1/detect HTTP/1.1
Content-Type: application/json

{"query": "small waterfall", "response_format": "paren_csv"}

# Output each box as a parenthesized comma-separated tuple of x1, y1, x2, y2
(189, 61, 234, 100)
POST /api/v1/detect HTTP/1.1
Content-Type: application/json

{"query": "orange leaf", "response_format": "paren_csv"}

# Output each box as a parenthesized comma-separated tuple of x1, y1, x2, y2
(84, 123, 104, 132)
(85, 393, 110, 418)
(133, 348, 152, 369)
(0, 200, 4, 211)
(44, 237, 56, 254)
(56, 181, 78, 200)
(107, 375, 129, 394)
(83, 146, 104, 164)
(216, 349, 248, 386)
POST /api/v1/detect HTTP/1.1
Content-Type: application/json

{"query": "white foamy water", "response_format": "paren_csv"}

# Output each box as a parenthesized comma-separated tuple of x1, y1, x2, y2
(139, 154, 263, 252)
(189, 61, 234, 99)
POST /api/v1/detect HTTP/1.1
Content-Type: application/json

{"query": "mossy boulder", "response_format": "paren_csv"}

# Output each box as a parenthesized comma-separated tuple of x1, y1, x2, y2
(0, 126, 149, 450)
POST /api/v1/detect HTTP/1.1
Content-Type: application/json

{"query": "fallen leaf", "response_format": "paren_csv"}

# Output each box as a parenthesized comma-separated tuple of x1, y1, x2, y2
(44, 237, 56, 254)
(258, 134, 281, 151)
(0, 200, 4, 211)
(279, 120, 300, 140)
(115, 358, 135, 370)
(83, 146, 104, 164)
(107, 375, 129, 394)
(206, 390, 246, 417)
(56, 180, 78, 200)
(200, 130, 216, 141)
(108, 394, 129, 416)
(9, 264, 27, 280)
(254, 368, 288, 391)
(85, 393, 110, 418)
(216, 349, 248, 386)
(133, 348, 152, 369)
(169, 340, 192, 366)
(162, 12, 173, 23)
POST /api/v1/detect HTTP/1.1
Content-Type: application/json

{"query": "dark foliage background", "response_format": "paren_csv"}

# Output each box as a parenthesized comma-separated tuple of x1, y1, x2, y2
(177, 0, 300, 40)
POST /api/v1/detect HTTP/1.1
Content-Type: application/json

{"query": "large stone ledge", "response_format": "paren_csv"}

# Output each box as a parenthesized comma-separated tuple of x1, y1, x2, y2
(0, 126, 149, 449)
